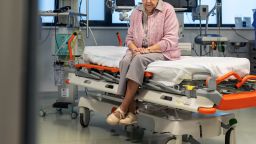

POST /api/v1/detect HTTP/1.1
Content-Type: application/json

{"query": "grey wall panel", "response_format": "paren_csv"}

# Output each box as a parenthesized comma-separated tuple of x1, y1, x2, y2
(0, 0, 26, 144)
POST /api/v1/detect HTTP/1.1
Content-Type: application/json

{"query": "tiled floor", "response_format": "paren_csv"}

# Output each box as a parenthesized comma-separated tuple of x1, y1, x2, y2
(37, 93, 256, 144)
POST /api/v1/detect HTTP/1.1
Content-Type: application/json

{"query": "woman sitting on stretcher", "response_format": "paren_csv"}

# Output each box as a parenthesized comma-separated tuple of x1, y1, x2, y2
(106, 0, 180, 125)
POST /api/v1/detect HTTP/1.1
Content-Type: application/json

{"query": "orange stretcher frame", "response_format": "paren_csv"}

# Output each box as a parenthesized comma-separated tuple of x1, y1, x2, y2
(213, 71, 256, 111)
(75, 63, 153, 78)
(200, 71, 256, 114)
(68, 33, 256, 114)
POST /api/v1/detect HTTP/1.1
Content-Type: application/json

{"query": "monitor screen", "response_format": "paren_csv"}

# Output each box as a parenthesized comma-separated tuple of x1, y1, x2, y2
(163, 0, 197, 12)
(115, 0, 135, 11)
(116, 0, 135, 6)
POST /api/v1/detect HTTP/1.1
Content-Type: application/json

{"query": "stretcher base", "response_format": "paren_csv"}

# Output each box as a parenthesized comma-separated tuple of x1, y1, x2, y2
(78, 95, 236, 144)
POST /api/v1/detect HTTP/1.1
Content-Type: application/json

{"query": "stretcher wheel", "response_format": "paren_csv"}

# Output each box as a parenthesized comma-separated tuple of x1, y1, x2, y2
(80, 107, 90, 127)
(71, 112, 78, 119)
(162, 136, 176, 144)
(124, 125, 144, 143)
(39, 110, 46, 117)
(225, 128, 235, 144)
(56, 108, 63, 115)
(56, 108, 62, 112)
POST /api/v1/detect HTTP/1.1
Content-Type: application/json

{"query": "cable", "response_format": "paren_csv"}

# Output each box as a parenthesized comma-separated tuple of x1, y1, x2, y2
(192, 45, 199, 56)
(106, 0, 114, 9)
(55, 13, 60, 57)
(79, 20, 97, 46)
(222, 51, 226, 57)
(203, 46, 208, 55)
(39, 26, 52, 45)
(79, 0, 83, 20)
(185, 12, 192, 24)
(230, 27, 250, 41)
(78, 29, 86, 49)
(126, 21, 130, 28)
(202, 51, 211, 56)
(88, 26, 98, 46)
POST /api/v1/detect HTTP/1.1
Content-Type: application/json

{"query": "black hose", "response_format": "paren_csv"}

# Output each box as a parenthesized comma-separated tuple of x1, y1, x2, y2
(225, 127, 234, 144)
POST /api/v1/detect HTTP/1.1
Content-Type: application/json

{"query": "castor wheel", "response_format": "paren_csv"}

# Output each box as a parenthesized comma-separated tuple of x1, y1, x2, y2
(56, 108, 62, 113)
(79, 107, 90, 127)
(71, 111, 78, 119)
(39, 110, 46, 117)
(162, 136, 176, 144)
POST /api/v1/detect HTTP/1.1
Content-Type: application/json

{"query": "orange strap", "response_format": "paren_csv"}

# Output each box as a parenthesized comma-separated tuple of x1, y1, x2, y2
(68, 33, 77, 61)
(116, 32, 123, 47)
(75, 64, 120, 73)
(236, 75, 256, 88)
(75, 63, 153, 78)
(144, 72, 153, 78)
(216, 71, 242, 85)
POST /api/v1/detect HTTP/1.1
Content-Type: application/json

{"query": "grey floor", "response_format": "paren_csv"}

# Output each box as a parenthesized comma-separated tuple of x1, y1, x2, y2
(37, 93, 256, 144)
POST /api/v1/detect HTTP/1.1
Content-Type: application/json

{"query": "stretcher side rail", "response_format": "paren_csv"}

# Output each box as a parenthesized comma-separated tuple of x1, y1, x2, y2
(236, 75, 256, 88)
(75, 67, 120, 83)
(69, 63, 256, 114)
(75, 63, 153, 79)
(147, 80, 185, 95)
(208, 71, 256, 111)
(75, 64, 187, 96)
(67, 73, 215, 113)
(215, 71, 243, 85)
(142, 82, 184, 96)
(75, 70, 101, 80)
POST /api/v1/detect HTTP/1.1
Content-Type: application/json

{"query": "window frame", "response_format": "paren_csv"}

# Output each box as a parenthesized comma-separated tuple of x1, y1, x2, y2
(85, 3, 132, 27)
(108, 0, 220, 27)
(40, 0, 253, 28)
(40, 0, 58, 26)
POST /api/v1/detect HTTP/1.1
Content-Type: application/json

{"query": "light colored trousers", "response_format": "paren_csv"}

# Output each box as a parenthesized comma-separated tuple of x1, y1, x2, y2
(117, 50, 165, 96)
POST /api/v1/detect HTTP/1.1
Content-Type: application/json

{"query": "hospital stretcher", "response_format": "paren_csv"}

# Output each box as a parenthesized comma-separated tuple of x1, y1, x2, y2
(66, 33, 256, 144)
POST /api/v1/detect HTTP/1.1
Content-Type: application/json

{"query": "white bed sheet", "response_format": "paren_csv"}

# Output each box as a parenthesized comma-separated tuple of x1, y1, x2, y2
(83, 46, 128, 67)
(83, 46, 250, 86)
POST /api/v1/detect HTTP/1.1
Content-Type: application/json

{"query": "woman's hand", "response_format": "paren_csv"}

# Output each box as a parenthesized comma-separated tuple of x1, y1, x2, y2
(131, 48, 140, 57)
(137, 48, 150, 54)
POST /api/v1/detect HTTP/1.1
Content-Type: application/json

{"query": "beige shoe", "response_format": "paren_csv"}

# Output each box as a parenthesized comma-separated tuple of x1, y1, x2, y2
(119, 112, 137, 125)
(106, 107, 125, 125)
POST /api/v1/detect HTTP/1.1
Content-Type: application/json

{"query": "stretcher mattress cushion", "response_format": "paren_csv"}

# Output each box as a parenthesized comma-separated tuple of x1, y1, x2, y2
(83, 46, 250, 86)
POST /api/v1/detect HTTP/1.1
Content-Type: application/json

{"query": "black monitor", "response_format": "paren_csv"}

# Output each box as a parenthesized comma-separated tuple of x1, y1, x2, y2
(115, 0, 135, 11)
(116, 0, 135, 6)
(163, 0, 197, 12)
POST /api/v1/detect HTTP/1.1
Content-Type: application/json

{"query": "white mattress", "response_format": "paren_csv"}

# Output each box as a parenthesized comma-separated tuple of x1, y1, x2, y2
(83, 46, 250, 86)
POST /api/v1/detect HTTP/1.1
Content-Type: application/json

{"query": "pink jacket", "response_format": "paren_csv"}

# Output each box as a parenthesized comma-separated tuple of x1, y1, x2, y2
(126, 1, 180, 60)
